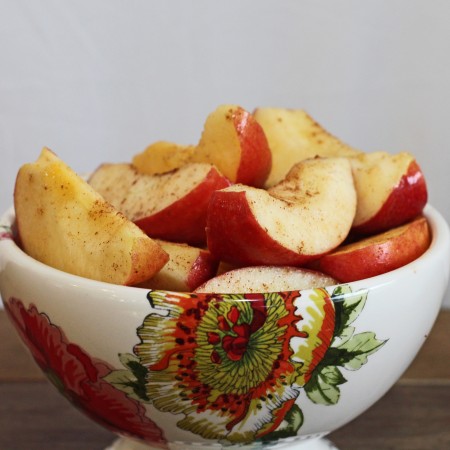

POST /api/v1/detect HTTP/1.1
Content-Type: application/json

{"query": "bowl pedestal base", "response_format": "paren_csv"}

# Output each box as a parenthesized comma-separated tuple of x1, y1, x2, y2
(105, 436, 339, 450)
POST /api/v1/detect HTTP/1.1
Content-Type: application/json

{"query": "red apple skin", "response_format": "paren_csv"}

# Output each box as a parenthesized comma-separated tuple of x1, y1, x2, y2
(137, 243, 219, 292)
(206, 190, 327, 267)
(315, 216, 431, 282)
(352, 161, 428, 235)
(232, 107, 272, 188)
(186, 250, 220, 291)
(135, 166, 231, 246)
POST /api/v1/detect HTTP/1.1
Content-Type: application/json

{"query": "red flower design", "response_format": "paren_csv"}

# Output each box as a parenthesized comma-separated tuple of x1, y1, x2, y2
(5, 298, 167, 449)
(135, 290, 336, 443)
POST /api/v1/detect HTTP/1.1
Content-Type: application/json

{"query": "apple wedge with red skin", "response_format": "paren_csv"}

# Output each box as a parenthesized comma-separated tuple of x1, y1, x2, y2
(206, 157, 357, 267)
(137, 240, 219, 292)
(89, 162, 231, 246)
(131, 105, 272, 188)
(192, 104, 272, 187)
(14, 148, 169, 285)
(313, 215, 431, 282)
(350, 151, 428, 235)
(195, 265, 336, 293)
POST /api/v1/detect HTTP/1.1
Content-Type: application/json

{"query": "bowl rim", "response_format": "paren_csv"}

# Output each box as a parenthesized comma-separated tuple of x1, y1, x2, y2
(1, 204, 449, 295)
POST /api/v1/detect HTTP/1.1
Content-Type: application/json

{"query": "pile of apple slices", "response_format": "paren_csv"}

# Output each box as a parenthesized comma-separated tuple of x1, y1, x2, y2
(13, 104, 430, 293)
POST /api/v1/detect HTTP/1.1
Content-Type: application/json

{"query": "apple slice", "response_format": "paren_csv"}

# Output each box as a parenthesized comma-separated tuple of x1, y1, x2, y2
(89, 162, 231, 245)
(350, 151, 428, 235)
(216, 260, 239, 276)
(132, 141, 196, 175)
(253, 107, 360, 187)
(191, 104, 272, 187)
(206, 157, 357, 266)
(314, 216, 431, 282)
(195, 265, 336, 293)
(137, 240, 219, 291)
(132, 105, 272, 187)
(14, 148, 169, 285)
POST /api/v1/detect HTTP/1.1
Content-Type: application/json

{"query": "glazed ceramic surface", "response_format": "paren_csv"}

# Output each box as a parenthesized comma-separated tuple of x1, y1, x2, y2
(0, 205, 449, 450)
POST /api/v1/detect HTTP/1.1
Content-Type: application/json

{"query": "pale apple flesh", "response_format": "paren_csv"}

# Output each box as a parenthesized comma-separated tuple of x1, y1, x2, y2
(89, 162, 231, 245)
(192, 104, 272, 187)
(130, 105, 272, 188)
(253, 107, 360, 187)
(132, 141, 196, 175)
(195, 265, 336, 293)
(350, 152, 428, 235)
(206, 157, 357, 266)
(314, 215, 431, 282)
(14, 148, 169, 285)
(137, 240, 219, 292)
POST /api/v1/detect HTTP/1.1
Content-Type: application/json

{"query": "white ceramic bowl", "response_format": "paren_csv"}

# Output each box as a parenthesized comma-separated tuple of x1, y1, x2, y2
(1, 205, 449, 450)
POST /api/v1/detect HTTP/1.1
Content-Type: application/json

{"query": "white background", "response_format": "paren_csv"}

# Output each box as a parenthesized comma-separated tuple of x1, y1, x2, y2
(1, 0, 449, 307)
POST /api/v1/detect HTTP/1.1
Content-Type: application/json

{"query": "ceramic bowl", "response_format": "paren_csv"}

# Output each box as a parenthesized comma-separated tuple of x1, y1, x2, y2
(1, 205, 449, 450)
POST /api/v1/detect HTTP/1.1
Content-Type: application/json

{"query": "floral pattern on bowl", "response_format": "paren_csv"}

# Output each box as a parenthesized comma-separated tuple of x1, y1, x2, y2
(4, 297, 168, 449)
(4, 284, 385, 447)
(0, 224, 13, 241)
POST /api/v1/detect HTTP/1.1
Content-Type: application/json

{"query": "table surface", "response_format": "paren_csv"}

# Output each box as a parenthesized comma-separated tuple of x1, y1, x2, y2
(1, 308, 449, 450)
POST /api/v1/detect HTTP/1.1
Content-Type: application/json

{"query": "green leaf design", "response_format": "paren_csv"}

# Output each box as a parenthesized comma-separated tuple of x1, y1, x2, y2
(304, 285, 387, 408)
(259, 404, 304, 441)
(103, 353, 149, 402)
(332, 324, 355, 348)
(335, 332, 386, 371)
(331, 286, 368, 344)
(305, 365, 347, 405)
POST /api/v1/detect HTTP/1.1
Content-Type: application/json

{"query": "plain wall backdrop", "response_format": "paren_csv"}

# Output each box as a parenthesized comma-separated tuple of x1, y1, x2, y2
(1, 0, 449, 307)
